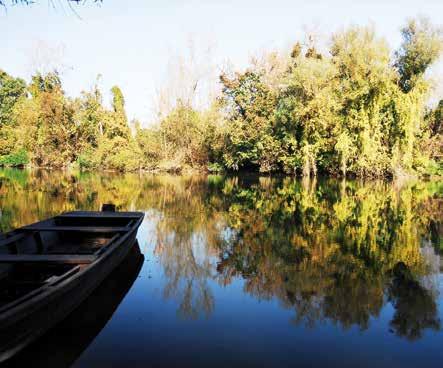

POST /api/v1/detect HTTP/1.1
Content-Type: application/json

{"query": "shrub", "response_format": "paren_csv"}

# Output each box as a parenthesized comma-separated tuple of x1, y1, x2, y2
(0, 148, 29, 167)
(207, 162, 224, 173)
(77, 149, 100, 170)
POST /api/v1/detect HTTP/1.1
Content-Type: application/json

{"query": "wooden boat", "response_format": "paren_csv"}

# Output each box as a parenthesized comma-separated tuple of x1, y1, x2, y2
(0, 209, 144, 362)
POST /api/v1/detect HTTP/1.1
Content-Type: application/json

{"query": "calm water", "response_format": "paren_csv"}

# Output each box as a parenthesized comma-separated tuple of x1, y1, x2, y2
(0, 168, 442, 368)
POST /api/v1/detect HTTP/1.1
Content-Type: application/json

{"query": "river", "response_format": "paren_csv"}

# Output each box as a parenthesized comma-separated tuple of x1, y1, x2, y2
(0, 168, 442, 367)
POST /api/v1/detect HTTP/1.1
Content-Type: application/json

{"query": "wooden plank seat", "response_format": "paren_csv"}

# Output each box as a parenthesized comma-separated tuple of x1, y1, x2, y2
(20, 226, 129, 233)
(0, 254, 96, 264)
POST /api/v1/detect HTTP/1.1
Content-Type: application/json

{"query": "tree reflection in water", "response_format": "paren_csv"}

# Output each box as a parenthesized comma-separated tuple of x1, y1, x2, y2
(216, 177, 441, 335)
(142, 176, 224, 319)
(388, 262, 440, 340)
(0, 169, 441, 339)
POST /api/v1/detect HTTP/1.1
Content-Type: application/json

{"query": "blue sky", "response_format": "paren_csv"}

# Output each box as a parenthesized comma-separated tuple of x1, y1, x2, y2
(1, 0, 442, 124)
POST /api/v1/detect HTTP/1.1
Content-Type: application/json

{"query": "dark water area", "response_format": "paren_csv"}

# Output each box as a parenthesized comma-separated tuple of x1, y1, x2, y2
(0, 168, 442, 368)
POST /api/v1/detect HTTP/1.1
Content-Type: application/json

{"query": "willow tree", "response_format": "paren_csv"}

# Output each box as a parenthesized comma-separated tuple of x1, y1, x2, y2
(396, 18, 443, 93)
(330, 26, 397, 177)
(392, 18, 443, 176)
(276, 42, 339, 175)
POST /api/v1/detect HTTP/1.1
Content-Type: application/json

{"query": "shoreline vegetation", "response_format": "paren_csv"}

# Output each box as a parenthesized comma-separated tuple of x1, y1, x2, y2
(1, 18, 442, 178)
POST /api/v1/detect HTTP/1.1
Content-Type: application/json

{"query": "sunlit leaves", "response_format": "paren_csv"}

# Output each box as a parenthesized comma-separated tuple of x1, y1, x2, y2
(396, 17, 443, 93)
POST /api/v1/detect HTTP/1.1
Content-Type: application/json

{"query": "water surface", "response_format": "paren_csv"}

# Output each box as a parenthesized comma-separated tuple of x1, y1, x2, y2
(0, 169, 442, 367)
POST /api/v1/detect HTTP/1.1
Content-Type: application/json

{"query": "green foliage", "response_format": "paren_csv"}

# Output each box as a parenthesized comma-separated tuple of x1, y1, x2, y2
(99, 136, 140, 172)
(135, 100, 223, 172)
(74, 84, 104, 149)
(12, 72, 78, 167)
(135, 125, 163, 169)
(207, 162, 224, 173)
(0, 70, 26, 155)
(76, 148, 100, 170)
(0, 70, 26, 126)
(107, 86, 130, 139)
(335, 132, 355, 175)
(220, 71, 280, 172)
(395, 17, 443, 93)
(422, 99, 443, 167)
(0, 148, 29, 167)
(219, 19, 442, 177)
(159, 101, 206, 166)
(4, 72, 139, 172)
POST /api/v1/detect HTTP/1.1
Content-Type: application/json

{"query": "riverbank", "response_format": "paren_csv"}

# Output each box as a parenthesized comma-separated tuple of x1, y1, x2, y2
(1, 162, 442, 182)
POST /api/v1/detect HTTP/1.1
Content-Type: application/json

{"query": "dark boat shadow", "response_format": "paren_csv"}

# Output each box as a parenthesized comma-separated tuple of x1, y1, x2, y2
(2, 241, 144, 368)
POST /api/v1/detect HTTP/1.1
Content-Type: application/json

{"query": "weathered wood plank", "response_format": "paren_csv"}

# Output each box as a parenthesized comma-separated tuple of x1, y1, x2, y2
(0, 254, 96, 264)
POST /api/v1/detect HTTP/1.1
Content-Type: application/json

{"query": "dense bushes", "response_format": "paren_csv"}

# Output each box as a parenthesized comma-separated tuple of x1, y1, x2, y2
(0, 148, 29, 167)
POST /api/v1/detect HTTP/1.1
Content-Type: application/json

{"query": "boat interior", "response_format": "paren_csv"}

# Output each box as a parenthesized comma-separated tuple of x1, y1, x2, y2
(0, 212, 141, 310)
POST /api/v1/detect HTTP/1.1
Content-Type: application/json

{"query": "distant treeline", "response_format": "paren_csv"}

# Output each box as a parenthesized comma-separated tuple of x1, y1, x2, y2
(0, 18, 442, 177)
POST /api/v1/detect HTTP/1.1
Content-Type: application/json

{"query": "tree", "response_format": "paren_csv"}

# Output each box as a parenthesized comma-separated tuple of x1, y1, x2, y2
(135, 124, 163, 169)
(395, 17, 443, 93)
(220, 71, 280, 172)
(330, 26, 395, 176)
(9, 71, 77, 167)
(95, 85, 140, 171)
(0, 70, 26, 155)
(75, 82, 103, 149)
(276, 40, 339, 175)
(106, 86, 130, 139)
